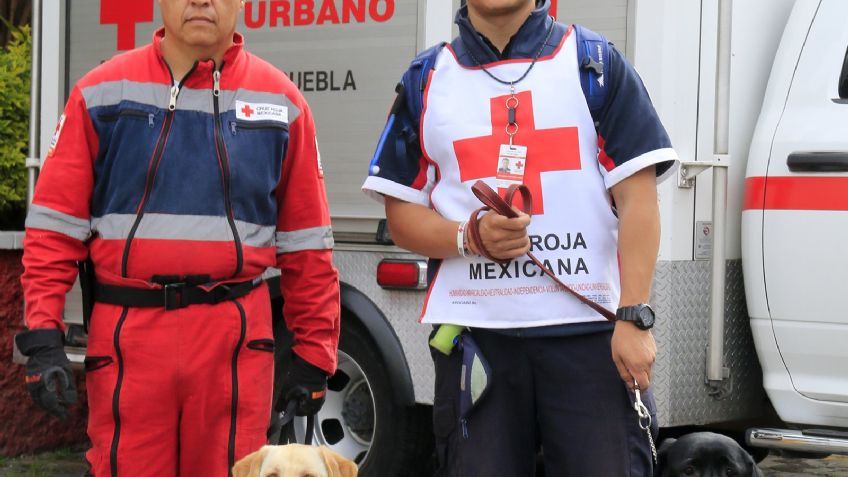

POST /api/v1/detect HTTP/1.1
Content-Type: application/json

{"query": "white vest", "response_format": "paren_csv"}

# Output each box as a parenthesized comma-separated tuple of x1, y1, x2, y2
(420, 28, 620, 328)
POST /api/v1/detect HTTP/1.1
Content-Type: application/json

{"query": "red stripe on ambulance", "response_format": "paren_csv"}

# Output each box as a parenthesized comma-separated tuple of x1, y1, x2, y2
(744, 176, 848, 211)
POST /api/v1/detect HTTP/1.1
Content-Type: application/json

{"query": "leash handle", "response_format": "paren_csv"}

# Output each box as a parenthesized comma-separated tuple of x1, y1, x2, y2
(468, 180, 616, 322)
(275, 399, 315, 446)
(471, 182, 532, 218)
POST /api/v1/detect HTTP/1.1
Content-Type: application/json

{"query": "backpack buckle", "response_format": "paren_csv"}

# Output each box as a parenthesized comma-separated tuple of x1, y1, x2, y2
(581, 56, 604, 76)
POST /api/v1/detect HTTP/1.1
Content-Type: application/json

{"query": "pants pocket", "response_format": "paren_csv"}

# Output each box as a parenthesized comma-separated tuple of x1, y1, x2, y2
(432, 395, 460, 476)
(432, 396, 456, 440)
(84, 342, 118, 477)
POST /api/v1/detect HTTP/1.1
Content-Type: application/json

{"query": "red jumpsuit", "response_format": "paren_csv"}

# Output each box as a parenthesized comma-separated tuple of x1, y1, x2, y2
(21, 29, 339, 476)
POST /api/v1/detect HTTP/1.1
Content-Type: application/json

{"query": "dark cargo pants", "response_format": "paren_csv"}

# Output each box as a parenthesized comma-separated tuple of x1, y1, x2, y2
(430, 328, 658, 477)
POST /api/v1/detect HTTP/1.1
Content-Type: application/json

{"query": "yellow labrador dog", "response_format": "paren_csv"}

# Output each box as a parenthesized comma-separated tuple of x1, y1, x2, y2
(232, 444, 358, 477)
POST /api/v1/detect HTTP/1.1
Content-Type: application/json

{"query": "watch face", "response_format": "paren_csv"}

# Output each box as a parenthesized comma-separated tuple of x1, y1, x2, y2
(638, 306, 655, 328)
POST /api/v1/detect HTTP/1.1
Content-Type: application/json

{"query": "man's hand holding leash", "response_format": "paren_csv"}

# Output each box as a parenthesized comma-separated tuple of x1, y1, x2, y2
(610, 165, 660, 391)
(612, 320, 657, 391)
(466, 208, 531, 261)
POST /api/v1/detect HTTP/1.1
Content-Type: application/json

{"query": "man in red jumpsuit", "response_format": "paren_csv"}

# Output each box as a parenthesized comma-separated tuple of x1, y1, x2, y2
(15, 1, 340, 475)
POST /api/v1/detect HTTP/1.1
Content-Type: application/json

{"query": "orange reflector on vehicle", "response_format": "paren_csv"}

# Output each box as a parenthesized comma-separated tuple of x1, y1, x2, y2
(377, 260, 422, 289)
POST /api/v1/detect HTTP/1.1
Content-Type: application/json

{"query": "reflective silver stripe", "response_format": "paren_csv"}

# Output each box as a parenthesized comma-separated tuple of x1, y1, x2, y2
(82, 80, 302, 122)
(92, 213, 275, 247)
(82, 80, 170, 110)
(25, 204, 91, 241)
(275, 226, 334, 254)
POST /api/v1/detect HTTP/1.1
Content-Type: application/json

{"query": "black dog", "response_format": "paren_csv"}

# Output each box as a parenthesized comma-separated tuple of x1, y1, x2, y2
(655, 432, 763, 476)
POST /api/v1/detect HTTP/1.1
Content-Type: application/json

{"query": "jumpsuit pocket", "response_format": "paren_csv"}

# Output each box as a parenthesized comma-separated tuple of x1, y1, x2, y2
(97, 108, 156, 128)
(229, 119, 289, 135)
(84, 341, 118, 472)
(246, 339, 275, 353)
(236, 331, 276, 454)
(84, 356, 114, 372)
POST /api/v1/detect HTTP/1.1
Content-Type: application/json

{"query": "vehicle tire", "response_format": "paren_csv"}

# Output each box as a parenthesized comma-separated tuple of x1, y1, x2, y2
(270, 311, 434, 477)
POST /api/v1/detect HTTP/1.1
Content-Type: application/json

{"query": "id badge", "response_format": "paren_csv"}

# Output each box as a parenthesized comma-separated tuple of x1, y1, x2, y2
(496, 144, 527, 189)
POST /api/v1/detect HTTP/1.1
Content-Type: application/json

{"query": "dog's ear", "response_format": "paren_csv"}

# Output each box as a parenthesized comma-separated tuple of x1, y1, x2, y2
(320, 446, 358, 477)
(654, 438, 676, 477)
(657, 437, 676, 455)
(743, 449, 764, 477)
(232, 446, 269, 477)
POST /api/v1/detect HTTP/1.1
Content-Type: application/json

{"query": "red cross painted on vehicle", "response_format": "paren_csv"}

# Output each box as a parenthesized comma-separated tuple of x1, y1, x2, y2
(241, 104, 255, 118)
(100, 0, 154, 51)
(452, 91, 581, 215)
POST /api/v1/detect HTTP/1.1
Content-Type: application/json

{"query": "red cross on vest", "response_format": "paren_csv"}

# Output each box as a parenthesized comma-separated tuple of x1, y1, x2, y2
(100, 0, 154, 51)
(241, 104, 255, 118)
(452, 91, 580, 215)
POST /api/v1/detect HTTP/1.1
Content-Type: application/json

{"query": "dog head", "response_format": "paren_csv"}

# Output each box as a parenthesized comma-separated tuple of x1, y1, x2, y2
(232, 444, 358, 477)
(655, 432, 762, 477)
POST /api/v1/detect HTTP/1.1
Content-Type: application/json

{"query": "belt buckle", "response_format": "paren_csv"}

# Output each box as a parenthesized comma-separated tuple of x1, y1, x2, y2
(163, 282, 187, 310)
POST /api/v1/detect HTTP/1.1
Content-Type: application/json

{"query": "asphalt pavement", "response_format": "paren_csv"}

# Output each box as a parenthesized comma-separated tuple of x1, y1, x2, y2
(759, 452, 848, 476)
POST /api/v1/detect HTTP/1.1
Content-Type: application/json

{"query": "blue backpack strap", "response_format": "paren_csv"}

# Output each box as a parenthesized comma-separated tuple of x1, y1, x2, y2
(574, 24, 611, 121)
(405, 42, 447, 124)
(369, 43, 445, 176)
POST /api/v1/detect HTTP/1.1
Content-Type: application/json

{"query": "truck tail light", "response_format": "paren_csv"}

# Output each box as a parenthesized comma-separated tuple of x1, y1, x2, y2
(376, 259, 427, 290)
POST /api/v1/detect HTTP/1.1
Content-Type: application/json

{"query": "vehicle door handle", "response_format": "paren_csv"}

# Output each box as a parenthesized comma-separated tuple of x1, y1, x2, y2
(787, 151, 848, 172)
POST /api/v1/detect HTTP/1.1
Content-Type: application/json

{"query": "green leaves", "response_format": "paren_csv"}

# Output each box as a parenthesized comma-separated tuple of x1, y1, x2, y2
(0, 23, 30, 217)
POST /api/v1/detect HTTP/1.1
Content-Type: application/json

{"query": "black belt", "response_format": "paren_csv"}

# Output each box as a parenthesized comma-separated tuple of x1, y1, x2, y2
(94, 277, 264, 310)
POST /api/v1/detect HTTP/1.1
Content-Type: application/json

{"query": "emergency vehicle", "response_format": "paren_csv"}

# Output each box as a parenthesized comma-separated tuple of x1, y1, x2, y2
(18, 0, 848, 475)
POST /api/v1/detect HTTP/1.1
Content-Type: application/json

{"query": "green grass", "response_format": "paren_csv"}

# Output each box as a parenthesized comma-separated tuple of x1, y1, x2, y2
(0, 447, 87, 477)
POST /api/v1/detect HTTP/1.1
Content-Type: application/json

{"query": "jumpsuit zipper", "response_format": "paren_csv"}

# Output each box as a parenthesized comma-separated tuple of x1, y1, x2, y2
(112, 62, 197, 476)
(227, 301, 247, 477)
(108, 308, 130, 477)
(120, 62, 197, 277)
(230, 120, 289, 133)
(212, 65, 244, 276)
(98, 109, 155, 127)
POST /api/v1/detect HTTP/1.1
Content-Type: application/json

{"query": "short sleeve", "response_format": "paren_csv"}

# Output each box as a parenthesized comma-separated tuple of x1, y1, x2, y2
(595, 45, 678, 188)
(361, 70, 436, 207)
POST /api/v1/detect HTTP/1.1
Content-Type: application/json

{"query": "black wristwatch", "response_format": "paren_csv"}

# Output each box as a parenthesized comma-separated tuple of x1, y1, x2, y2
(615, 304, 655, 330)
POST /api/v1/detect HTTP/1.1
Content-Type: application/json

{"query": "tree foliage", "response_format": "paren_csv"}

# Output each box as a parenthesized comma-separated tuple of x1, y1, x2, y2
(0, 0, 31, 47)
(0, 23, 29, 218)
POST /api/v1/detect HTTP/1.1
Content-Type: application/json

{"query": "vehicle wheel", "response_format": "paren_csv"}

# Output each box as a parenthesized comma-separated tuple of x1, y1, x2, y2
(271, 316, 433, 477)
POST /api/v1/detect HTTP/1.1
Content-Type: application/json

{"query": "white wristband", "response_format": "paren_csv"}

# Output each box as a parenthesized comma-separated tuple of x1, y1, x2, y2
(456, 221, 468, 258)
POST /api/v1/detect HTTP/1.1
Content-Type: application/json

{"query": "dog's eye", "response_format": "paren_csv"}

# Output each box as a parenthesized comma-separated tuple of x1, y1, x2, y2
(266, 474, 278, 477)
(683, 466, 696, 476)
(724, 469, 738, 477)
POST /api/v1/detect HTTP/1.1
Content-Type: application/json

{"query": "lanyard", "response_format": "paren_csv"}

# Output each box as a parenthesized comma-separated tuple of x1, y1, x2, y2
(461, 16, 556, 144)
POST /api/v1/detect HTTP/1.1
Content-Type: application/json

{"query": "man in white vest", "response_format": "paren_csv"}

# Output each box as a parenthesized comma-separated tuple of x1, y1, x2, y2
(363, 0, 677, 474)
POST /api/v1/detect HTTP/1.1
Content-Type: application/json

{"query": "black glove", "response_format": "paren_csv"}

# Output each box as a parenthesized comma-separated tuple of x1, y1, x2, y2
(276, 352, 328, 416)
(15, 329, 78, 420)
